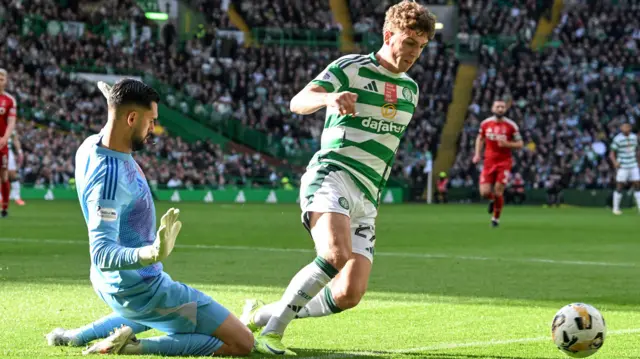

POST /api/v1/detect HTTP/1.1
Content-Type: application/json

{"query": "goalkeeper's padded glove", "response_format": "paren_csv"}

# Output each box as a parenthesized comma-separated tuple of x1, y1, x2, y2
(97, 81, 112, 100)
(138, 208, 183, 266)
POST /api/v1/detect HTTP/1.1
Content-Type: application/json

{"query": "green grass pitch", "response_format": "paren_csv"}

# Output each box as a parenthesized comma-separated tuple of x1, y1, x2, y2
(1, 201, 639, 358)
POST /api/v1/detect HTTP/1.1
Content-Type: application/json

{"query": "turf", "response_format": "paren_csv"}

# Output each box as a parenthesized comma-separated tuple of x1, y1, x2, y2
(0, 201, 639, 359)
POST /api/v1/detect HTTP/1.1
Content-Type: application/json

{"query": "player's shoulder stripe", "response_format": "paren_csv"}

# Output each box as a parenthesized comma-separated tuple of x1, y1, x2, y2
(504, 118, 520, 130)
(99, 156, 119, 201)
(2, 92, 17, 104)
(338, 55, 371, 70)
(334, 54, 361, 65)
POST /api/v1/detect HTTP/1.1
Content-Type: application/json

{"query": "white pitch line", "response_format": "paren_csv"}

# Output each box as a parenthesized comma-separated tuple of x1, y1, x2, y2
(0, 237, 637, 268)
(299, 328, 640, 358)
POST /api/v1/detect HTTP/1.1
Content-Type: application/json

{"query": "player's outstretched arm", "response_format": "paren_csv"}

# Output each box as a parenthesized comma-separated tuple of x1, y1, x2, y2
(138, 208, 182, 266)
(290, 84, 358, 116)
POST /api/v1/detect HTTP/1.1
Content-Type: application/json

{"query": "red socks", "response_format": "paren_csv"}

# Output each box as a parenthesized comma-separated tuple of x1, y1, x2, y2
(1, 180, 9, 211)
(493, 195, 504, 220)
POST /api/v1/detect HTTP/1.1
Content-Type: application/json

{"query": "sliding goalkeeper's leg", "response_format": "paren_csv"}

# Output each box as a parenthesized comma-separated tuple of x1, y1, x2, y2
(46, 313, 151, 347)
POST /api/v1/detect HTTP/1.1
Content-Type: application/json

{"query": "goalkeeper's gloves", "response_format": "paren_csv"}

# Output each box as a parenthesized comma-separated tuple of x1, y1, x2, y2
(138, 208, 183, 266)
(97, 81, 112, 100)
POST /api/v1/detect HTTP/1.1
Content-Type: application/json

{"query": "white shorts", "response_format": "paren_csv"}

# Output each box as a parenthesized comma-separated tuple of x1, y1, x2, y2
(616, 167, 640, 183)
(299, 164, 378, 263)
(7, 150, 16, 171)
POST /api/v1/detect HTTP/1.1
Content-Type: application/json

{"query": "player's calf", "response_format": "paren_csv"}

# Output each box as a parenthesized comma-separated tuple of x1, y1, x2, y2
(329, 255, 370, 311)
(613, 183, 625, 214)
(633, 181, 640, 213)
(479, 184, 495, 214)
(211, 312, 255, 356)
(0, 168, 9, 216)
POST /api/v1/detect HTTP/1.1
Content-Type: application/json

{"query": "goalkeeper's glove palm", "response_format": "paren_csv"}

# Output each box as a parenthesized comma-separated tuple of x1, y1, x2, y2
(139, 208, 182, 266)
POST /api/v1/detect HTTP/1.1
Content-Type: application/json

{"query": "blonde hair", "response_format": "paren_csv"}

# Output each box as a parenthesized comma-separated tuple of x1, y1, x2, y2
(0, 69, 7, 76)
(383, 0, 437, 40)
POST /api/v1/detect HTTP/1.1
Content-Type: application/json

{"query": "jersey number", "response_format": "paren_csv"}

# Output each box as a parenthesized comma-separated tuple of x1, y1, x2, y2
(355, 225, 376, 243)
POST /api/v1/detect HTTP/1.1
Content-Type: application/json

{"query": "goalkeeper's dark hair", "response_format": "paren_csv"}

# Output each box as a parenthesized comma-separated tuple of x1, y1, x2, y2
(109, 79, 160, 110)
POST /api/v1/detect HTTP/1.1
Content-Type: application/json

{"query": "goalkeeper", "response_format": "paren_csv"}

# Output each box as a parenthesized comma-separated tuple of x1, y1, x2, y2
(45, 79, 253, 356)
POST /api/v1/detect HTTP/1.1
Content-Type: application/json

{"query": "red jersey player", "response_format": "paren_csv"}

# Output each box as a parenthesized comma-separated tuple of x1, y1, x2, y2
(0, 68, 17, 218)
(472, 100, 523, 227)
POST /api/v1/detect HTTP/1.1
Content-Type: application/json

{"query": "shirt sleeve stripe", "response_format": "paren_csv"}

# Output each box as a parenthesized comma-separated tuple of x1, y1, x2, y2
(110, 158, 118, 200)
(101, 157, 119, 200)
(101, 159, 111, 200)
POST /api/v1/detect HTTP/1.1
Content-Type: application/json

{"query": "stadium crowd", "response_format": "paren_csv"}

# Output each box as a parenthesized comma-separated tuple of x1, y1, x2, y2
(2, 0, 458, 193)
(450, 0, 639, 193)
(13, 117, 281, 190)
(233, 0, 339, 31)
(5, 0, 636, 197)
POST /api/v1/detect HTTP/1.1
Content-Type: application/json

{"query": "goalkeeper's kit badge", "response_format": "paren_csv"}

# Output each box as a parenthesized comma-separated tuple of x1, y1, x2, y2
(97, 206, 118, 222)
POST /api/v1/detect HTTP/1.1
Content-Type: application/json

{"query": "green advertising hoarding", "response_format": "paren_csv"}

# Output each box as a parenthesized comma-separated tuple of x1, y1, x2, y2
(20, 187, 405, 204)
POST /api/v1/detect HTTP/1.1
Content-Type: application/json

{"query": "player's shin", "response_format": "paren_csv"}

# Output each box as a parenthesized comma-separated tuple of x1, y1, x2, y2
(634, 191, 640, 210)
(295, 286, 342, 319)
(613, 191, 622, 212)
(255, 282, 346, 324)
(1, 179, 9, 210)
(493, 195, 504, 220)
(10, 180, 20, 200)
(261, 256, 338, 336)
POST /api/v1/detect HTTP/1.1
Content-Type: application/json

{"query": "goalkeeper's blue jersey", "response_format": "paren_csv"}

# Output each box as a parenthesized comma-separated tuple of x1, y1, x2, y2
(75, 132, 162, 296)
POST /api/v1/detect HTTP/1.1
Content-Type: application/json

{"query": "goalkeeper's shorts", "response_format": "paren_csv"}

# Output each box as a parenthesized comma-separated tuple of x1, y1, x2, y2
(96, 272, 230, 335)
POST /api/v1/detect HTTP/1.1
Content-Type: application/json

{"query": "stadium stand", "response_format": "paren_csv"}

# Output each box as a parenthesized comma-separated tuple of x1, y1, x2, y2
(450, 0, 639, 196)
(11, 0, 634, 203)
(233, 0, 339, 30)
(1, 0, 283, 189)
(3, 0, 460, 199)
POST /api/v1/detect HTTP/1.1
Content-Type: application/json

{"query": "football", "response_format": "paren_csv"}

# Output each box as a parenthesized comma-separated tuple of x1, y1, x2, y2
(551, 303, 606, 358)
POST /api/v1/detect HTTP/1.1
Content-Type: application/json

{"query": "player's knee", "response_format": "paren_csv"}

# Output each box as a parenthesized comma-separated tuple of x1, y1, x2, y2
(226, 329, 254, 356)
(233, 338, 254, 356)
(323, 246, 351, 270)
(333, 284, 366, 310)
